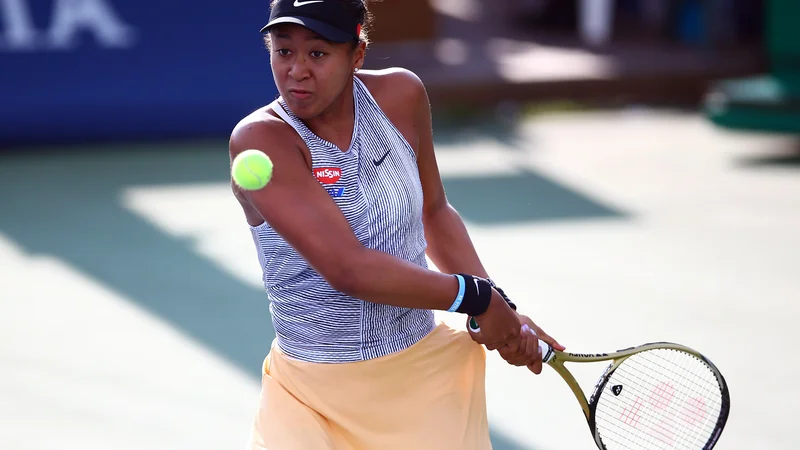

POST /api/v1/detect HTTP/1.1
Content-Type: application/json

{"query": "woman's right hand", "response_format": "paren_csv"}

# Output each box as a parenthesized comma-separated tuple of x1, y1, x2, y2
(469, 290, 523, 351)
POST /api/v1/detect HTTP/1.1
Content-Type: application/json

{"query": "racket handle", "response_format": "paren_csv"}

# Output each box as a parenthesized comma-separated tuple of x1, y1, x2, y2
(468, 317, 554, 363)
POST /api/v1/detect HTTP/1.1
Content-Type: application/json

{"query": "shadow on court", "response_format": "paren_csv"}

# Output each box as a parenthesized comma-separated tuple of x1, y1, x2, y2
(433, 115, 626, 225)
(735, 146, 800, 169)
(0, 143, 273, 375)
(0, 139, 624, 449)
(444, 171, 623, 225)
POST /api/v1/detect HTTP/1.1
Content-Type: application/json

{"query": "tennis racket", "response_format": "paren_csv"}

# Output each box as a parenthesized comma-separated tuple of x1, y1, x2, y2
(469, 319, 730, 450)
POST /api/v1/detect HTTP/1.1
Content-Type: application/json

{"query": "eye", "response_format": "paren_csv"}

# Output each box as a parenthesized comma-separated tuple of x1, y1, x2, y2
(276, 48, 291, 56)
(310, 51, 325, 59)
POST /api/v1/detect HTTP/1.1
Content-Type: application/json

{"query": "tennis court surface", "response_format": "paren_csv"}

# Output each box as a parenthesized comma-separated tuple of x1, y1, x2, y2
(2, 109, 798, 449)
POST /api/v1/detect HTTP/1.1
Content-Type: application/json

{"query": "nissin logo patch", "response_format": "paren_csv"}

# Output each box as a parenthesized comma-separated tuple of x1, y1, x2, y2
(314, 167, 341, 184)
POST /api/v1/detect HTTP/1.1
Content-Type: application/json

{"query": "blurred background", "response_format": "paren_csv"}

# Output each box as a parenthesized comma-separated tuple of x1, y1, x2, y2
(2, 0, 799, 449)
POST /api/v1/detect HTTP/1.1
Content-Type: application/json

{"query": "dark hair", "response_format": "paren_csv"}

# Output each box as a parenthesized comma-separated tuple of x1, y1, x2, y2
(264, 0, 375, 50)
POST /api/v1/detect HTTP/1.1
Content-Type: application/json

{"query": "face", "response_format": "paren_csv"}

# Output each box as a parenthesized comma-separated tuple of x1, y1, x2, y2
(269, 24, 365, 120)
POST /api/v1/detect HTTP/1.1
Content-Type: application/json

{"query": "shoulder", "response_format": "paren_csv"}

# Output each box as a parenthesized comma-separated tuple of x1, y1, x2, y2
(357, 67, 428, 108)
(229, 105, 298, 158)
(228, 104, 311, 202)
(357, 67, 426, 92)
(356, 68, 430, 130)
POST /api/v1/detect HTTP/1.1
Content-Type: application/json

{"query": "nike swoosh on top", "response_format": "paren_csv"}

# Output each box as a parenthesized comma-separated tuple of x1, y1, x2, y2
(373, 150, 390, 166)
(294, 0, 324, 6)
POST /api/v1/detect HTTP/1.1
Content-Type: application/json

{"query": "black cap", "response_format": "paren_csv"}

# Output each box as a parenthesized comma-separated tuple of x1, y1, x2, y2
(261, 0, 362, 43)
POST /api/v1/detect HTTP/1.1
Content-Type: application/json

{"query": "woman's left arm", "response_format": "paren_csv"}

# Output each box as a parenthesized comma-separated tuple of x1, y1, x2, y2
(407, 72, 568, 370)
(409, 76, 491, 278)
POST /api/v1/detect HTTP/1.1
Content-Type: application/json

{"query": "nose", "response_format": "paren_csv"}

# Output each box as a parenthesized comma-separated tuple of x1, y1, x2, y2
(288, 55, 310, 82)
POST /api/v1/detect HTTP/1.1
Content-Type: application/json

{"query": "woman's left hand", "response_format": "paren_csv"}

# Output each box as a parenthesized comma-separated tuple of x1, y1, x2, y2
(468, 313, 566, 374)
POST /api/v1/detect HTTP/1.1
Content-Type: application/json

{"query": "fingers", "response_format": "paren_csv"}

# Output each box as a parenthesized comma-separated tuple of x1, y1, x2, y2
(524, 324, 544, 374)
(534, 328, 566, 352)
(527, 358, 543, 375)
(544, 335, 566, 352)
(525, 319, 565, 352)
(497, 335, 529, 366)
(487, 337, 517, 351)
(501, 332, 521, 353)
(497, 345, 520, 365)
(480, 321, 521, 351)
(515, 325, 537, 366)
(497, 325, 543, 368)
(517, 328, 534, 364)
(472, 328, 517, 352)
(484, 313, 564, 374)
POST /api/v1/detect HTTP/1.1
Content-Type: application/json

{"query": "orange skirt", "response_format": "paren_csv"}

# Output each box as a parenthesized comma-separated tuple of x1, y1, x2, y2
(247, 321, 492, 450)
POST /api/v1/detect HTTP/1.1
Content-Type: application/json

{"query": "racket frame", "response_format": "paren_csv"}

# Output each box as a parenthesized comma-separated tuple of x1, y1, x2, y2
(543, 342, 731, 450)
(466, 319, 730, 448)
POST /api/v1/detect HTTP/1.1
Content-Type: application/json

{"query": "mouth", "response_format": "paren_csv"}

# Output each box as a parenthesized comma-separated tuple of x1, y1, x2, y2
(288, 89, 312, 100)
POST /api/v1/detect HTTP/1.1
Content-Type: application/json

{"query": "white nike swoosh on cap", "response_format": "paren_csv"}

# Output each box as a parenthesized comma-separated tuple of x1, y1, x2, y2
(294, 0, 324, 6)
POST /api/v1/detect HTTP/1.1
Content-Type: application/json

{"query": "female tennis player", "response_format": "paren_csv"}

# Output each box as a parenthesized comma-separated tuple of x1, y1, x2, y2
(230, 1, 565, 448)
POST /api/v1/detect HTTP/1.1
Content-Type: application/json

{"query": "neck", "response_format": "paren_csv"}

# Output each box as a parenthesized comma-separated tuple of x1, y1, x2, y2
(304, 77, 356, 150)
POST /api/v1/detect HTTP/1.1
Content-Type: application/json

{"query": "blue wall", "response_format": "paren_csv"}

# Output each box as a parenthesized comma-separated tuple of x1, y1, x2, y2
(0, 0, 279, 145)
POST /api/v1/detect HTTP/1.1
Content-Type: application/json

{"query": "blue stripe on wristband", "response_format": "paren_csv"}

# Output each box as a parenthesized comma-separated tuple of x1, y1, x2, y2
(448, 274, 466, 312)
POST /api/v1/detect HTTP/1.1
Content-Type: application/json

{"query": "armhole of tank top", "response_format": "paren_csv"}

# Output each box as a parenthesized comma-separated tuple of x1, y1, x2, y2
(353, 76, 418, 162)
(270, 101, 294, 128)
(269, 100, 319, 190)
(270, 100, 320, 154)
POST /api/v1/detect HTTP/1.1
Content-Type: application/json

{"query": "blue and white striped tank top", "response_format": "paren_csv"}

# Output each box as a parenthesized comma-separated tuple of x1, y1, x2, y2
(249, 76, 436, 363)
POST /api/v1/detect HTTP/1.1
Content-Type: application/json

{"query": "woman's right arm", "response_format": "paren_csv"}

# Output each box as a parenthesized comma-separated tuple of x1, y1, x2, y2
(229, 117, 522, 349)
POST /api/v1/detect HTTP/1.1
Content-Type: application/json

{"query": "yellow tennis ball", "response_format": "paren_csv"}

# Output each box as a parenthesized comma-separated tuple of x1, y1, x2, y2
(232, 149, 273, 191)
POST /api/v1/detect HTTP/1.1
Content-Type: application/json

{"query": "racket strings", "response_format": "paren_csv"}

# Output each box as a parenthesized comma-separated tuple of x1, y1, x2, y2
(599, 363, 718, 449)
(593, 349, 724, 450)
(619, 351, 719, 447)
(597, 350, 722, 449)
(602, 352, 721, 449)
(667, 350, 721, 448)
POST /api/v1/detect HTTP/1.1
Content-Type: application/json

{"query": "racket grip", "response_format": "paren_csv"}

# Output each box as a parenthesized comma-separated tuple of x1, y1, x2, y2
(468, 317, 553, 363)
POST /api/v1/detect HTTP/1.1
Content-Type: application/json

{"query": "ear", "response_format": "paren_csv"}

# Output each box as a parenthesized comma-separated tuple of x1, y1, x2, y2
(352, 41, 367, 72)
